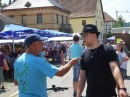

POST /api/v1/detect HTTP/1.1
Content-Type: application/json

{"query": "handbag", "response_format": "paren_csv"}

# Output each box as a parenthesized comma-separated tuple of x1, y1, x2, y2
(3, 64, 9, 71)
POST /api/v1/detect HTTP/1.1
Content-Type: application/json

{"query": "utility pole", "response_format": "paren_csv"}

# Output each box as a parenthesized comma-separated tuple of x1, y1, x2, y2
(114, 7, 130, 21)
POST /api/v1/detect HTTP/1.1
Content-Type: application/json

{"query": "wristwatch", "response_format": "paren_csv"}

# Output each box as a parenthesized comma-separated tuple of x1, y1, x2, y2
(119, 88, 127, 91)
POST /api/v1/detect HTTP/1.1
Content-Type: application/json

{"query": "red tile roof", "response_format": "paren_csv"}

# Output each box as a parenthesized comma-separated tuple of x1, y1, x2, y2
(104, 12, 116, 22)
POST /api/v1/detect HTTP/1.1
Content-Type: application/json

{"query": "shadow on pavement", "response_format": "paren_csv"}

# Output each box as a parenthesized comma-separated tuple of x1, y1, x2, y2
(0, 89, 9, 94)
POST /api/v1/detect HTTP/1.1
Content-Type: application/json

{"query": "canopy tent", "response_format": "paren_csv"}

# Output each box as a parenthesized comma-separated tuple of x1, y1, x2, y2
(0, 24, 72, 51)
(35, 30, 73, 38)
(48, 37, 73, 41)
(107, 36, 115, 41)
(0, 37, 48, 44)
(1, 24, 73, 39)
(0, 24, 39, 39)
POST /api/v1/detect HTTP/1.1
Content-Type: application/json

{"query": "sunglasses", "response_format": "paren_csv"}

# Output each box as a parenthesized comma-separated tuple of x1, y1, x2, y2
(81, 34, 88, 38)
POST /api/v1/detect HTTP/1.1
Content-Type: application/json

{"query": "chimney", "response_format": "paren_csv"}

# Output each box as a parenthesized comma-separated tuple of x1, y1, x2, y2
(9, 0, 11, 5)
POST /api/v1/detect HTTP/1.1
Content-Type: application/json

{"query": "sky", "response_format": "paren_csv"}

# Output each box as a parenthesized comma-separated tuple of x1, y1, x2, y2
(2, 0, 130, 22)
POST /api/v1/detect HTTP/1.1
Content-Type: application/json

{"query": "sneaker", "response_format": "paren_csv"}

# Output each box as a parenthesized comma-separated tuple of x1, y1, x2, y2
(1, 86, 4, 90)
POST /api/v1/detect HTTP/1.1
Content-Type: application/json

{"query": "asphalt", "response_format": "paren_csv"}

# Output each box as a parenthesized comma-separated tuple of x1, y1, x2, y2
(0, 60, 130, 97)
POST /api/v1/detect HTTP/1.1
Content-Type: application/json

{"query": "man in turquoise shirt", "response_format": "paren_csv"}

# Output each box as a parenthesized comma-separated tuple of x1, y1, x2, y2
(70, 35, 83, 96)
(14, 34, 80, 97)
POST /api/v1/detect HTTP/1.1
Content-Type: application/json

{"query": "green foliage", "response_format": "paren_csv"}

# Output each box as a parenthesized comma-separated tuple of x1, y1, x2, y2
(59, 25, 63, 32)
(113, 15, 125, 28)
(69, 27, 73, 33)
(124, 22, 130, 27)
(113, 22, 121, 28)
(118, 15, 125, 27)
(0, 0, 2, 8)
(106, 31, 113, 38)
(1, 3, 8, 9)
(59, 25, 73, 34)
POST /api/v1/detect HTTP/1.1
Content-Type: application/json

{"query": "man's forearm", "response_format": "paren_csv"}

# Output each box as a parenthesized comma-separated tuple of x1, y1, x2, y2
(77, 78, 86, 97)
(56, 61, 73, 77)
(112, 67, 125, 88)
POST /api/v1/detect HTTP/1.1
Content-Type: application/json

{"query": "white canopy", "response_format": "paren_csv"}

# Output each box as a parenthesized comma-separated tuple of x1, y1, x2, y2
(0, 39, 24, 44)
(48, 37, 73, 41)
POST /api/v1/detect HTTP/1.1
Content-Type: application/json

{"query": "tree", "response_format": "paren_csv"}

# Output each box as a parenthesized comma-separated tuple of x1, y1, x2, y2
(1, 3, 8, 9)
(0, 0, 2, 8)
(118, 15, 125, 27)
(106, 31, 113, 38)
(113, 15, 125, 28)
(59, 25, 63, 32)
(0, 0, 8, 9)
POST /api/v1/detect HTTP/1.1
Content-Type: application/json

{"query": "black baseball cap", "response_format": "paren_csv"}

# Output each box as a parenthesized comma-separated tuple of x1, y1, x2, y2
(80, 24, 100, 35)
(24, 34, 47, 47)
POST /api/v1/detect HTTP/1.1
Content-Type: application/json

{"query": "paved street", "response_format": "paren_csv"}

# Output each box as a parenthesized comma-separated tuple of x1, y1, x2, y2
(0, 60, 130, 97)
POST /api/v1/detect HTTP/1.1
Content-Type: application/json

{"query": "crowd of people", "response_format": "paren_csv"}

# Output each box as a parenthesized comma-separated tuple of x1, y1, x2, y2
(0, 24, 129, 97)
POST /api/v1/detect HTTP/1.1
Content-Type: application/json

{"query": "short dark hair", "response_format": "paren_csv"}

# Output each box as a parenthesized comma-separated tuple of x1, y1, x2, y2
(73, 35, 79, 41)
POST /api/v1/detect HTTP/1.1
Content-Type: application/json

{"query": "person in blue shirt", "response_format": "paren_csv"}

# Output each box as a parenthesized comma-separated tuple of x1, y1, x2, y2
(14, 34, 80, 97)
(70, 35, 83, 97)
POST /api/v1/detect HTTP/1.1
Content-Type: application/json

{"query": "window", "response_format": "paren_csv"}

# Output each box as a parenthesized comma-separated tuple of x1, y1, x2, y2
(56, 14, 58, 24)
(22, 16, 27, 25)
(101, 21, 102, 26)
(62, 16, 63, 24)
(66, 17, 68, 24)
(37, 14, 42, 24)
(9, 16, 14, 19)
(82, 20, 86, 26)
(96, 20, 97, 26)
(97, 9, 98, 14)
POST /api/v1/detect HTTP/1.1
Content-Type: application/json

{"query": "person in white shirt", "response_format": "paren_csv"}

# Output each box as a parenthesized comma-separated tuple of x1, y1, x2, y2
(116, 42, 129, 79)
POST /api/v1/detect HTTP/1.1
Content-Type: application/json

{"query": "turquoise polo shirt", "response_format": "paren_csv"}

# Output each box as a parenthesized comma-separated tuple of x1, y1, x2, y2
(14, 53, 59, 97)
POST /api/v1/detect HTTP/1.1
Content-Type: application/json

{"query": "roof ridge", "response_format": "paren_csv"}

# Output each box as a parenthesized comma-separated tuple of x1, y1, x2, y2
(2, 0, 69, 12)
(104, 12, 116, 21)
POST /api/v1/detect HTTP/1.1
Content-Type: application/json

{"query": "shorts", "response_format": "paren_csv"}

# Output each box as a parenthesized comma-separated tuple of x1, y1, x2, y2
(73, 66, 80, 82)
(120, 68, 126, 79)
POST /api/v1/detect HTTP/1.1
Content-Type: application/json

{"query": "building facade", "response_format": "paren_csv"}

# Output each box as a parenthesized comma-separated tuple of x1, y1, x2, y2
(55, 0, 104, 41)
(104, 12, 116, 34)
(2, 0, 71, 32)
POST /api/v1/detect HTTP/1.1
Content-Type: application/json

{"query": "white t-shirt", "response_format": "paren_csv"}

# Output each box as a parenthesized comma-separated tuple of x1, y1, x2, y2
(120, 52, 127, 69)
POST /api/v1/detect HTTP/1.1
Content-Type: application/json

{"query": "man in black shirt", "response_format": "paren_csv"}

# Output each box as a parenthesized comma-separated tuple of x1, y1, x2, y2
(77, 24, 128, 97)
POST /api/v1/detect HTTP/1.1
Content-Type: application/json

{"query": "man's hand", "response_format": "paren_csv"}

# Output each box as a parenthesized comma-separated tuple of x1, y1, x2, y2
(119, 90, 128, 97)
(69, 58, 82, 65)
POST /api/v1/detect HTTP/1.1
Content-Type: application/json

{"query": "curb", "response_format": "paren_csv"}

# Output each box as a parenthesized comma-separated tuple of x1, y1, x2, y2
(8, 91, 19, 97)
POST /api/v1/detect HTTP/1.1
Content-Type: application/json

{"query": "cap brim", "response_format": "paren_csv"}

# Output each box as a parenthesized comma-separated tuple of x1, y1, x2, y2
(80, 32, 100, 35)
(80, 32, 86, 35)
